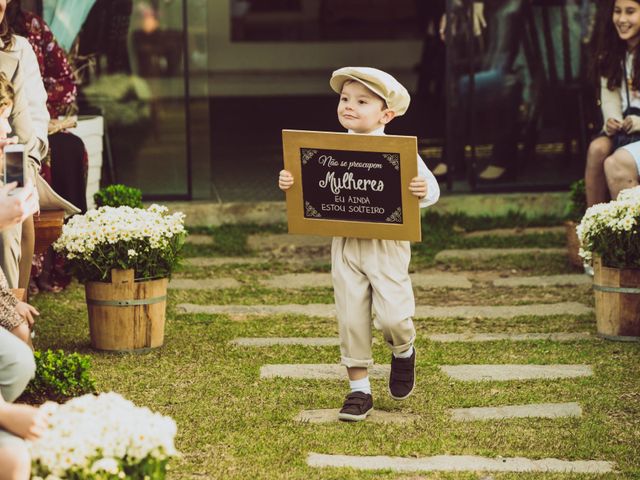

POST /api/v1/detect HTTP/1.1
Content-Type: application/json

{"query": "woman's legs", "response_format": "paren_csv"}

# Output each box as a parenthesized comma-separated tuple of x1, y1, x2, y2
(9, 323, 32, 350)
(17, 215, 33, 291)
(0, 329, 34, 480)
(0, 442, 30, 480)
(604, 148, 640, 199)
(585, 136, 612, 207)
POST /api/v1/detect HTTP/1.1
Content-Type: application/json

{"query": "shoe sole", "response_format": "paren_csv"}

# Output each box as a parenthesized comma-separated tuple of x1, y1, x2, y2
(389, 350, 416, 401)
(338, 407, 373, 422)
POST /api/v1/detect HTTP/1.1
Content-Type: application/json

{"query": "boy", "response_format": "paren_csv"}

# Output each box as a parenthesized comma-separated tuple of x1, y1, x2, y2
(279, 67, 439, 421)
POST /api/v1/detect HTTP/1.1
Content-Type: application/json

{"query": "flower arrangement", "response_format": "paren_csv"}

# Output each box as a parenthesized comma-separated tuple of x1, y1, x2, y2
(29, 392, 178, 480)
(53, 204, 187, 282)
(94, 184, 144, 209)
(577, 186, 640, 268)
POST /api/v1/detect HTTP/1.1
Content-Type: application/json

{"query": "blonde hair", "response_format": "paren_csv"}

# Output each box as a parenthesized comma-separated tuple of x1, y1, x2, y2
(0, 73, 14, 111)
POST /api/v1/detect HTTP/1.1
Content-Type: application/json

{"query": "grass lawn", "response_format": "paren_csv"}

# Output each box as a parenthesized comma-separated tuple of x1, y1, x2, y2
(28, 213, 640, 479)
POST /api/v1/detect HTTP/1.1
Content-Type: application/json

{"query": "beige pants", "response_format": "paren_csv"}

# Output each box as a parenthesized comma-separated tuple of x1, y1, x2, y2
(332, 237, 416, 368)
(0, 222, 21, 289)
(0, 328, 35, 447)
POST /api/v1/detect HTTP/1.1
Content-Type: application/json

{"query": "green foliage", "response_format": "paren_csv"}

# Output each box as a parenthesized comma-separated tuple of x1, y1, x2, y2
(567, 179, 587, 221)
(94, 184, 143, 208)
(23, 350, 97, 404)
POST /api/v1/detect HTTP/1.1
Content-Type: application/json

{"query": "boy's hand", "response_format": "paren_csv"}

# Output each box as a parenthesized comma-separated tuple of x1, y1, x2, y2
(605, 117, 623, 136)
(15, 301, 39, 328)
(278, 169, 294, 191)
(409, 176, 428, 199)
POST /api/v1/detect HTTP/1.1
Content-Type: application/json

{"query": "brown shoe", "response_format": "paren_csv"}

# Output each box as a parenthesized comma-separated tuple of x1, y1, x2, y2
(389, 348, 416, 400)
(337, 392, 373, 422)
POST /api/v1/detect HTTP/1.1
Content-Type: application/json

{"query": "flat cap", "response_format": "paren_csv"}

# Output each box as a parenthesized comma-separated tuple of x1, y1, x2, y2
(330, 67, 410, 116)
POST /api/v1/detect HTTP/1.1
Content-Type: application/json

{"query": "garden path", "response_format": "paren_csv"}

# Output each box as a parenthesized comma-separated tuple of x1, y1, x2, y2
(165, 223, 627, 477)
(34, 221, 638, 478)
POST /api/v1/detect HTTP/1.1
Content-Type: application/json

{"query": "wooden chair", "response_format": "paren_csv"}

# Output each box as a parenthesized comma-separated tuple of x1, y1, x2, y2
(33, 209, 65, 256)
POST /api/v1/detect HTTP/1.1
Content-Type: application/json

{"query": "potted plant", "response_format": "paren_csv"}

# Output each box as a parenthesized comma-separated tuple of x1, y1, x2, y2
(29, 392, 178, 479)
(53, 204, 187, 351)
(577, 186, 640, 340)
(565, 179, 586, 268)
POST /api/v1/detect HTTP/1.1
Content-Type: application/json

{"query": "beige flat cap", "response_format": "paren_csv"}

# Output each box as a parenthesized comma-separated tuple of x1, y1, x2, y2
(330, 67, 410, 116)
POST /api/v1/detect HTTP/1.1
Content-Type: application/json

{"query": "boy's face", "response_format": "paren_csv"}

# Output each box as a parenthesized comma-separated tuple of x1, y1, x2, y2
(0, 105, 12, 140)
(337, 81, 395, 134)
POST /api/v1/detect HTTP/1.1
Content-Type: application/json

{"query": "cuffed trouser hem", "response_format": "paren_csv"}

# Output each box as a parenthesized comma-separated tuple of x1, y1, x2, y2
(387, 333, 415, 356)
(341, 356, 374, 368)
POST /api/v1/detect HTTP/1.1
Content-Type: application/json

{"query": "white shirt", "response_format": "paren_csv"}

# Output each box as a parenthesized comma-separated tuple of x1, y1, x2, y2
(6, 35, 49, 147)
(349, 126, 440, 208)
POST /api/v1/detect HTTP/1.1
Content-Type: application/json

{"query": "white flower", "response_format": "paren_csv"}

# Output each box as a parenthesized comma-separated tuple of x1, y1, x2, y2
(91, 457, 120, 474)
(28, 393, 178, 477)
(578, 188, 640, 264)
(127, 249, 137, 257)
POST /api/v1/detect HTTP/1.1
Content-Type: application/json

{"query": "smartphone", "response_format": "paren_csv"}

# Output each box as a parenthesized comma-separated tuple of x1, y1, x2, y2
(4, 144, 25, 192)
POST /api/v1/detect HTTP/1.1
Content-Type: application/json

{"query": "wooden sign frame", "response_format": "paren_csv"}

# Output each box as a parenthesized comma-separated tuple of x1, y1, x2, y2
(282, 129, 421, 241)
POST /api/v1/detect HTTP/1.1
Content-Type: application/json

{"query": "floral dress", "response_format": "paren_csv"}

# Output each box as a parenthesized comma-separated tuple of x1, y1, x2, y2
(0, 268, 24, 330)
(18, 11, 87, 293)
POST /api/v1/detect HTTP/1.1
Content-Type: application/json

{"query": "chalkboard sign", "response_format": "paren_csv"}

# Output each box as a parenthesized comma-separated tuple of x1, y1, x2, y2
(282, 130, 421, 241)
(301, 148, 403, 224)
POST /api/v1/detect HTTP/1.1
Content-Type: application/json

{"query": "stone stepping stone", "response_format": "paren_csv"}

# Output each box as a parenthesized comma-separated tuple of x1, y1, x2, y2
(411, 273, 472, 289)
(177, 303, 335, 317)
(260, 272, 472, 290)
(435, 248, 565, 262)
(463, 226, 565, 238)
(440, 364, 593, 381)
(417, 302, 591, 319)
(307, 453, 614, 474)
(493, 274, 591, 288)
(260, 364, 389, 380)
(247, 234, 331, 252)
(185, 234, 214, 245)
(231, 337, 341, 347)
(183, 257, 265, 267)
(262, 273, 332, 289)
(176, 302, 592, 319)
(449, 402, 582, 421)
(427, 332, 592, 343)
(231, 337, 379, 347)
(296, 409, 419, 424)
(169, 278, 241, 290)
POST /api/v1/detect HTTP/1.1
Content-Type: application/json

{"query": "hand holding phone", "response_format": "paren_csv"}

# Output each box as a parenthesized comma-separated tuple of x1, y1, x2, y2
(0, 179, 37, 229)
(4, 144, 25, 193)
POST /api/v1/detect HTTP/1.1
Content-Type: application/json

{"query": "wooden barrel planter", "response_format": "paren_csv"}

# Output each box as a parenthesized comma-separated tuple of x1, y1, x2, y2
(85, 269, 168, 351)
(593, 256, 640, 341)
(564, 220, 582, 268)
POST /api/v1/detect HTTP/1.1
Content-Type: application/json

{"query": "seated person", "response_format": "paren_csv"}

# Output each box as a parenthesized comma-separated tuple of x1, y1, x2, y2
(7, 0, 87, 293)
(0, 119, 43, 480)
(0, 328, 46, 480)
(0, 73, 39, 346)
